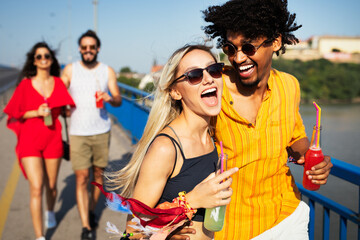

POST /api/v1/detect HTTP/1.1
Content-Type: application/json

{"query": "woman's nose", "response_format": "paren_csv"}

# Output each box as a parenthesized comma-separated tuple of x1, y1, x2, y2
(202, 70, 215, 84)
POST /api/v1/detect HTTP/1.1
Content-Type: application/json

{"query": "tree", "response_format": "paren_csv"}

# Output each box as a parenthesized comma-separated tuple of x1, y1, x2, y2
(120, 66, 132, 73)
(272, 58, 360, 102)
(117, 76, 140, 88)
(143, 82, 155, 93)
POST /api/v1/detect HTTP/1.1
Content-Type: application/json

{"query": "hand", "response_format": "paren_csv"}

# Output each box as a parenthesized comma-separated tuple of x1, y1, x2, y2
(65, 107, 71, 117)
(305, 155, 333, 185)
(167, 221, 195, 240)
(295, 155, 305, 165)
(186, 167, 239, 209)
(96, 91, 113, 103)
(60, 106, 72, 117)
(37, 103, 50, 117)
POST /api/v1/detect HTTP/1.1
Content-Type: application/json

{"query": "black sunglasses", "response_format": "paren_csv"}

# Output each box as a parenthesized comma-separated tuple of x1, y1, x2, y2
(80, 45, 97, 51)
(174, 62, 224, 85)
(222, 38, 274, 57)
(35, 54, 51, 60)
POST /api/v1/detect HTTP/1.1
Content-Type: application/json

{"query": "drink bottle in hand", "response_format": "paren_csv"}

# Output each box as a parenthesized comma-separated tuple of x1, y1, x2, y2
(44, 108, 53, 126)
(204, 153, 228, 231)
(303, 126, 324, 191)
(95, 91, 104, 108)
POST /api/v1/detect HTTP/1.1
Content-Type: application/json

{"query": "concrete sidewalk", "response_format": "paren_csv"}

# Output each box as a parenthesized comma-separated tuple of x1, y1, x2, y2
(0, 116, 132, 240)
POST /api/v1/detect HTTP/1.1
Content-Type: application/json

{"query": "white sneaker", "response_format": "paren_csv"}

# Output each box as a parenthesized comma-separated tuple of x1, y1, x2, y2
(45, 210, 57, 229)
(36, 237, 46, 240)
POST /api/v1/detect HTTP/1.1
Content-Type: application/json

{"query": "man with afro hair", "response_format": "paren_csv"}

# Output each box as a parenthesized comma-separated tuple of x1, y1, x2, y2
(196, 0, 332, 239)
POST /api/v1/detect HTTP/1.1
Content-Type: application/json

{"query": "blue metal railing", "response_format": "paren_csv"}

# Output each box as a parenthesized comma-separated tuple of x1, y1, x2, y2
(107, 82, 360, 240)
(107, 83, 153, 144)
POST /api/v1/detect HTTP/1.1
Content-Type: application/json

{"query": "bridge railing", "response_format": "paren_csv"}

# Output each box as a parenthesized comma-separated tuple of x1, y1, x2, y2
(297, 159, 360, 240)
(0, 69, 18, 120)
(107, 83, 152, 144)
(107, 82, 360, 240)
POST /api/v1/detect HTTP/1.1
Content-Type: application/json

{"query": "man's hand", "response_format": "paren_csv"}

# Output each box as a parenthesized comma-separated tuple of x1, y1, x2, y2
(96, 91, 113, 103)
(168, 221, 195, 240)
(295, 155, 305, 165)
(304, 155, 333, 185)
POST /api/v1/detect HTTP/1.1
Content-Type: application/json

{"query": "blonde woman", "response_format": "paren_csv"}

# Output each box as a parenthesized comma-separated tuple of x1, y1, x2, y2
(105, 44, 238, 240)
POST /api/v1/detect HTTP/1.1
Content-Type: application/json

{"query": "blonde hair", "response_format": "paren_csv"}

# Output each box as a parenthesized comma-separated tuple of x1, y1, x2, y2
(105, 44, 216, 197)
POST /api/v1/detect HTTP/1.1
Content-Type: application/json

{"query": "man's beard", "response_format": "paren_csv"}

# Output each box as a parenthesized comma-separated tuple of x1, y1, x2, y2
(81, 52, 98, 66)
(239, 78, 261, 88)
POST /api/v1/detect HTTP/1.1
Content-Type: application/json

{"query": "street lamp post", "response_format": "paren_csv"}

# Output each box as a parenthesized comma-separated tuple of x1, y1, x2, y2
(93, 0, 98, 33)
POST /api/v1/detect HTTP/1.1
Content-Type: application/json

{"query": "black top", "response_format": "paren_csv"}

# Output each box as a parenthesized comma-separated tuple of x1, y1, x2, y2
(153, 133, 218, 222)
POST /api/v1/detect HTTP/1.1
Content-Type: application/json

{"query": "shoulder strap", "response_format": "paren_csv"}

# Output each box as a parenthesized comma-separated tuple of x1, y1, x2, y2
(149, 133, 185, 178)
(210, 136, 216, 148)
(166, 126, 184, 151)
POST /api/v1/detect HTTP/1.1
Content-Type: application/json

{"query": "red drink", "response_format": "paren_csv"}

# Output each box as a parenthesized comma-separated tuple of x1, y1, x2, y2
(95, 91, 104, 108)
(303, 147, 324, 190)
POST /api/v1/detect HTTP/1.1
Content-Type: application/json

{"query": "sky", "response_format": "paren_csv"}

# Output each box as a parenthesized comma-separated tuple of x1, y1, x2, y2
(1, 0, 360, 74)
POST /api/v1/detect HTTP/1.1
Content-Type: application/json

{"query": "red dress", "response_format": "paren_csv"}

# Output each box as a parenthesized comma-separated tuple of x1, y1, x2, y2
(3, 77, 75, 178)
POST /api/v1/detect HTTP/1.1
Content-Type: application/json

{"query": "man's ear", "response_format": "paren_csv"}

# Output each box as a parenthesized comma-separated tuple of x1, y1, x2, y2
(170, 88, 182, 100)
(273, 35, 282, 52)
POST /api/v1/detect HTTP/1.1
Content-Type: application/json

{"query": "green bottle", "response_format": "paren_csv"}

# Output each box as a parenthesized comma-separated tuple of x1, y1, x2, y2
(204, 205, 226, 231)
(44, 109, 53, 126)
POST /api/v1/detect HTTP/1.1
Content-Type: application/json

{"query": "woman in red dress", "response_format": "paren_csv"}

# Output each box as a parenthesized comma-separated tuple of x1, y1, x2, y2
(4, 42, 75, 240)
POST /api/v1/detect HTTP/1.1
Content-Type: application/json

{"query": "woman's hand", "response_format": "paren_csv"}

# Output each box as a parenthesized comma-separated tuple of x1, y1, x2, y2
(60, 105, 71, 117)
(185, 167, 239, 209)
(37, 103, 51, 117)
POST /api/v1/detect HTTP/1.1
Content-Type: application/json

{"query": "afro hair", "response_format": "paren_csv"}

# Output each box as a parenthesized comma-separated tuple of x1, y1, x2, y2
(202, 0, 302, 55)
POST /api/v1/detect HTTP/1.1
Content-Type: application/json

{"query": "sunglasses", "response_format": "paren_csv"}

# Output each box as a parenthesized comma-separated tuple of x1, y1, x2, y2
(222, 38, 274, 57)
(80, 45, 97, 51)
(174, 62, 224, 85)
(35, 54, 51, 60)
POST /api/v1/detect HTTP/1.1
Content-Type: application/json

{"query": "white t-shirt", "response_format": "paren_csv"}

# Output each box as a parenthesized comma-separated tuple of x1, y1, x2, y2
(69, 61, 111, 136)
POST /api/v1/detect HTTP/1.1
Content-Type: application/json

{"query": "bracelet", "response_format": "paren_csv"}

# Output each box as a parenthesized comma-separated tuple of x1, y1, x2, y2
(120, 232, 133, 240)
(172, 191, 197, 220)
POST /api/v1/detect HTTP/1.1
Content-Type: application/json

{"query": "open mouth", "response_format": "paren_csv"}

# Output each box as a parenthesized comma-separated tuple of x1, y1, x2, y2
(238, 64, 254, 78)
(82, 52, 95, 58)
(201, 87, 218, 106)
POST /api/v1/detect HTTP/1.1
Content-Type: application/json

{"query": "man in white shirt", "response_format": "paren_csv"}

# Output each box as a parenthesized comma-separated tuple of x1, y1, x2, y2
(62, 29, 122, 240)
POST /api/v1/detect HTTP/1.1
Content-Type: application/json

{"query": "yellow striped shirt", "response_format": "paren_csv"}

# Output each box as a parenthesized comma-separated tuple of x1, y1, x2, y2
(214, 69, 306, 239)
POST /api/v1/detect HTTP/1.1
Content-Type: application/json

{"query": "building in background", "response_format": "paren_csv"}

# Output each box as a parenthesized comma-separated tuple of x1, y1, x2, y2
(138, 62, 163, 90)
(275, 35, 360, 63)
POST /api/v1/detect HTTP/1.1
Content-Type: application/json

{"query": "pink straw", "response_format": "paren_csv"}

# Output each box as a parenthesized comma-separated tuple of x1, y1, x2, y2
(313, 102, 322, 148)
(220, 141, 224, 173)
(313, 102, 318, 147)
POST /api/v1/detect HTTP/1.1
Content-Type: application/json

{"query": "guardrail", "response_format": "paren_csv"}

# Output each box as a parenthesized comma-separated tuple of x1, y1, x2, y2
(106, 83, 152, 144)
(0, 70, 18, 120)
(107, 82, 360, 240)
(297, 159, 360, 240)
